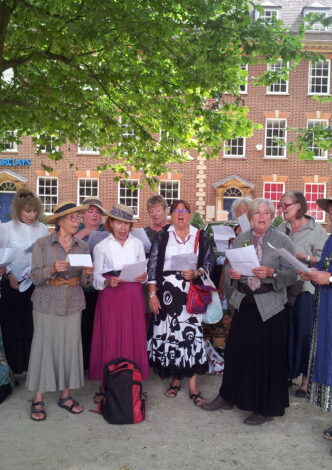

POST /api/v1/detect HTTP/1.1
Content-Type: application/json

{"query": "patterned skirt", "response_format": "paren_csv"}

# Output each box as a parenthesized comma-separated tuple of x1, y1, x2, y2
(307, 288, 332, 413)
(148, 271, 208, 379)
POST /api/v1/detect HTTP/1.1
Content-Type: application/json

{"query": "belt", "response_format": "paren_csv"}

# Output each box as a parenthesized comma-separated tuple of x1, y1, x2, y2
(237, 282, 273, 295)
(103, 270, 121, 277)
(47, 276, 79, 287)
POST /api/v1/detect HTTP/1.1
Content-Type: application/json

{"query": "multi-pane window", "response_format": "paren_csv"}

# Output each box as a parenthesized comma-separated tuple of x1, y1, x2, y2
(118, 180, 139, 216)
(308, 61, 330, 95)
(37, 177, 58, 214)
(159, 181, 180, 207)
(267, 60, 288, 94)
(77, 145, 99, 154)
(263, 182, 285, 215)
(304, 9, 329, 31)
(305, 183, 326, 222)
(256, 7, 280, 22)
(78, 178, 99, 205)
(0, 131, 17, 152)
(239, 64, 248, 93)
(307, 120, 329, 159)
(119, 118, 135, 138)
(224, 138, 246, 158)
(38, 134, 58, 153)
(265, 119, 287, 158)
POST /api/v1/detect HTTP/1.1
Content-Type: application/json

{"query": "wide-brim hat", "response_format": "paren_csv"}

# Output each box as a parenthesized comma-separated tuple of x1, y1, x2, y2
(108, 203, 134, 222)
(44, 201, 89, 224)
(316, 198, 332, 213)
(82, 197, 109, 217)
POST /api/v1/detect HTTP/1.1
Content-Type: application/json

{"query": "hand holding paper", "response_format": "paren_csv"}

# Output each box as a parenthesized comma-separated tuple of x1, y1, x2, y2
(119, 260, 147, 282)
(67, 254, 93, 267)
(267, 243, 311, 273)
(225, 245, 260, 276)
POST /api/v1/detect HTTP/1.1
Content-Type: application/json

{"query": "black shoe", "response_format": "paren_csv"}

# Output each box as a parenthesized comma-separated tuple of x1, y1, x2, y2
(244, 413, 273, 426)
(295, 388, 307, 398)
(201, 396, 233, 411)
(324, 426, 332, 441)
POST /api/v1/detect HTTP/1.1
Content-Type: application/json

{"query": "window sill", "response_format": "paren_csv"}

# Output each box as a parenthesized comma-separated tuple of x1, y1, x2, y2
(263, 157, 287, 160)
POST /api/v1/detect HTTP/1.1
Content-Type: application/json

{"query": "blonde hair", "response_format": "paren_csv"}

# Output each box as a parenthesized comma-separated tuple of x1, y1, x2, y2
(11, 188, 42, 222)
(247, 198, 275, 221)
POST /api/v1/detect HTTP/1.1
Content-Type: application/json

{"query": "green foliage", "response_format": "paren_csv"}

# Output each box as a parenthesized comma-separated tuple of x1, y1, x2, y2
(191, 211, 206, 229)
(272, 215, 284, 228)
(0, 0, 312, 180)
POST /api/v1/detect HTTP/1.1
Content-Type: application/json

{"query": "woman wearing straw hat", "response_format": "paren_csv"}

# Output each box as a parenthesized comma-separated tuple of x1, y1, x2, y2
(88, 204, 149, 403)
(26, 201, 94, 421)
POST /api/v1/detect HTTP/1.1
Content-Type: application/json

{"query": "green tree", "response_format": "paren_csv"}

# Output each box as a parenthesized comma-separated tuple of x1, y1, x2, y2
(0, 0, 312, 180)
(191, 211, 206, 230)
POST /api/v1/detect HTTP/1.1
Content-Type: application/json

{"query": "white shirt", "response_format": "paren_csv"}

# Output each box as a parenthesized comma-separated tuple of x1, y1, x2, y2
(163, 224, 198, 271)
(0, 219, 49, 279)
(93, 232, 146, 290)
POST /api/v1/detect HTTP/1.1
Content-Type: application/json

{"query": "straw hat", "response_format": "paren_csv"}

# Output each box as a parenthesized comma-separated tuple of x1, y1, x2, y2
(44, 201, 89, 224)
(108, 203, 134, 222)
(316, 198, 332, 213)
(82, 197, 109, 217)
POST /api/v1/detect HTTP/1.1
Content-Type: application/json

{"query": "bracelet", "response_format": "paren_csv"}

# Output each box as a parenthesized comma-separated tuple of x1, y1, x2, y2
(148, 292, 157, 297)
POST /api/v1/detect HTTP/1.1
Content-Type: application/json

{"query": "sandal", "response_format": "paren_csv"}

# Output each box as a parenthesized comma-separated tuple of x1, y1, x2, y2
(58, 395, 83, 414)
(189, 393, 206, 407)
(164, 384, 181, 398)
(31, 400, 46, 422)
(93, 391, 106, 404)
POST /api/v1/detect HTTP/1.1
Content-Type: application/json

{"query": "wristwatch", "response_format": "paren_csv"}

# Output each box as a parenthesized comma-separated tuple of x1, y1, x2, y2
(329, 275, 332, 286)
(272, 270, 278, 279)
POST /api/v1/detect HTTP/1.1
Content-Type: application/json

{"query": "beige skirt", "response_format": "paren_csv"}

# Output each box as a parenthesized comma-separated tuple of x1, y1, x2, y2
(26, 310, 84, 393)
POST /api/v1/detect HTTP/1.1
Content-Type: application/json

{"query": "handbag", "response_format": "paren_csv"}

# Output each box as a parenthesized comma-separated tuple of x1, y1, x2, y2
(202, 272, 223, 324)
(186, 230, 217, 315)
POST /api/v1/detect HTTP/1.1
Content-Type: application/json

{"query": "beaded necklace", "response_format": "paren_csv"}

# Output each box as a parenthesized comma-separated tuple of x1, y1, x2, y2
(172, 230, 190, 245)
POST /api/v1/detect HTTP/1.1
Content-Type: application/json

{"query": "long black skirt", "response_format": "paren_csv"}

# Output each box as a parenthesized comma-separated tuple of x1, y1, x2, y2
(0, 278, 34, 374)
(220, 294, 289, 417)
(81, 289, 98, 370)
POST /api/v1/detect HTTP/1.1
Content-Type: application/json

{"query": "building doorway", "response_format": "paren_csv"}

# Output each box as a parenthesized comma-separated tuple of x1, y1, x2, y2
(0, 182, 16, 222)
(223, 187, 243, 220)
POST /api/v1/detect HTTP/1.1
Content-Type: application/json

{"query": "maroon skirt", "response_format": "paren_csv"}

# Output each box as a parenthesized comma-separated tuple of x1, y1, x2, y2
(88, 281, 149, 382)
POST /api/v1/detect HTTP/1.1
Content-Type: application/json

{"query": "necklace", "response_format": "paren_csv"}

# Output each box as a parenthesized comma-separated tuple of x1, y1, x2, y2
(173, 231, 190, 245)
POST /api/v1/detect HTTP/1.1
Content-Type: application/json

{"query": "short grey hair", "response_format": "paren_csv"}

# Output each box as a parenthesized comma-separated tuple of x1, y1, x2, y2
(247, 198, 275, 221)
(231, 197, 252, 221)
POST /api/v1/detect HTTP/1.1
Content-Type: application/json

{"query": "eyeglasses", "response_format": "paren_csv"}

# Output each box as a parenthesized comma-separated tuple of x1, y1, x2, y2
(64, 215, 82, 222)
(277, 202, 297, 210)
(173, 209, 190, 214)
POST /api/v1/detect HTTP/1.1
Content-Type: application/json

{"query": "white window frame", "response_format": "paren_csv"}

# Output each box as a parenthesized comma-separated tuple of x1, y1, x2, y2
(304, 183, 326, 223)
(263, 181, 285, 216)
(223, 137, 246, 158)
(0, 131, 18, 152)
(119, 117, 135, 138)
(266, 60, 289, 94)
(303, 9, 330, 31)
(308, 60, 330, 96)
(239, 64, 248, 94)
(37, 176, 59, 214)
(307, 119, 329, 160)
(77, 178, 99, 205)
(255, 7, 281, 22)
(118, 179, 140, 218)
(77, 144, 99, 155)
(264, 119, 287, 159)
(159, 181, 180, 207)
(38, 134, 59, 154)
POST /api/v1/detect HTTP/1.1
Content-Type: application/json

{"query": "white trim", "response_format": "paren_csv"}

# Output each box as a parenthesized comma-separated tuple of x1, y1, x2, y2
(77, 144, 100, 155)
(304, 182, 326, 223)
(77, 178, 100, 205)
(159, 180, 180, 207)
(306, 119, 329, 160)
(255, 6, 281, 21)
(266, 60, 289, 94)
(223, 137, 246, 158)
(36, 176, 59, 214)
(0, 131, 18, 153)
(264, 118, 287, 159)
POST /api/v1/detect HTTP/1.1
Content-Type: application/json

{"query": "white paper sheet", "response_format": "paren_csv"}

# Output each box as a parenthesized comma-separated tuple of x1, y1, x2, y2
(211, 224, 236, 240)
(238, 214, 251, 233)
(0, 248, 17, 265)
(267, 243, 311, 273)
(119, 260, 147, 282)
(169, 253, 198, 271)
(131, 228, 152, 253)
(225, 245, 260, 276)
(214, 239, 231, 253)
(67, 253, 93, 267)
(87, 231, 109, 253)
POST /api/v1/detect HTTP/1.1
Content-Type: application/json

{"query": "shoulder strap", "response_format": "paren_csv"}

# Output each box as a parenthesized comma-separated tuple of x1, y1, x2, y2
(194, 229, 201, 254)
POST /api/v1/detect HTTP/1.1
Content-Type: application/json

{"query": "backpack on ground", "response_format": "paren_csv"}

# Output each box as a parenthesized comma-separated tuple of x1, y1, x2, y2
(101, 358, 146, 424)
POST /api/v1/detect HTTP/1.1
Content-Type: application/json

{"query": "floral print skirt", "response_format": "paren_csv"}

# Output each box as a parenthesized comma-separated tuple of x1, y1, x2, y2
(148, 271, 208, 379)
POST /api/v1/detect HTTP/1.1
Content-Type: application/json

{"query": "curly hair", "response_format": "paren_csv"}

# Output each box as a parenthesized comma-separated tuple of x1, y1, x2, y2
(11, 188, 42, 221)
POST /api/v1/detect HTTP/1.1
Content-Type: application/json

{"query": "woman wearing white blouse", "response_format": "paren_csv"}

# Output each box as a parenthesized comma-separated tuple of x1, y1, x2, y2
(0, 189, 48, 375)
(88, 204, 149, 403)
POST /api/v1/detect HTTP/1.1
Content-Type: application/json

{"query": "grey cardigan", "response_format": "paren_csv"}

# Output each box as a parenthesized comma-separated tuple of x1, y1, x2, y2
(226, 226, 297, 322)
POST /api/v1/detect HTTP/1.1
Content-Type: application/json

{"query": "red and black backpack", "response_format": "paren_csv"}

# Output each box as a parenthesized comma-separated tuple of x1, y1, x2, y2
(101, 358, 146, 425)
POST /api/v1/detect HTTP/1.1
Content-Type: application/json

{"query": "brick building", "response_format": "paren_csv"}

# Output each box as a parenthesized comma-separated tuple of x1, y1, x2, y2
(0, 0, 331, 227)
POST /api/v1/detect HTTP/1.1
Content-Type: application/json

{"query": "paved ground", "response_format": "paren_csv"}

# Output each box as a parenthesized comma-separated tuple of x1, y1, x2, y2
(0, 372, 332, 470)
